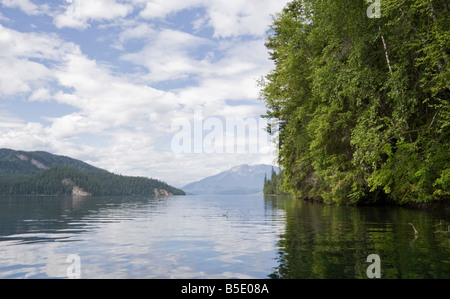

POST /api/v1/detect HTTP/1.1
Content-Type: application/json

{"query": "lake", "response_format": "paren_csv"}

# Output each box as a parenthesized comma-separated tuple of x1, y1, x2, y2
(0, 195, 449, 279)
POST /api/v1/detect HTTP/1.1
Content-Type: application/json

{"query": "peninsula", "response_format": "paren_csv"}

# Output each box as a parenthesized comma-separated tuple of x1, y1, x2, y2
(0, 149, 184, 197)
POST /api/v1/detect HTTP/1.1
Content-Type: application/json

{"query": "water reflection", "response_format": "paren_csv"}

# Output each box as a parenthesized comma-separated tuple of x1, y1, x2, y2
(0, 195, 285, 278)
(267, 196, 450, 279)
(0, 196, 159, 244)
(1, 195, 448, 278)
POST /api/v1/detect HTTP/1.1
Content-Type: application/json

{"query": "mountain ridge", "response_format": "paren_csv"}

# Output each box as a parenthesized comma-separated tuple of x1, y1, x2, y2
(0, 148, 184, 197)
(0, 148, 106, 178)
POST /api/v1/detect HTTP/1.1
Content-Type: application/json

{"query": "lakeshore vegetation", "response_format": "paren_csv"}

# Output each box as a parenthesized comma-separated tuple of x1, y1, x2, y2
(260, 0, 449, 204)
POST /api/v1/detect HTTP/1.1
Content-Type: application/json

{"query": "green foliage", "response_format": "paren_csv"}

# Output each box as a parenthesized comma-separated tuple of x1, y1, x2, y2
(0, 148, 106, 179)
(264, 168, 288, 195)
(0, 165, 185, 196)
(0, 149, 185, 196)
(260, 0, 449, 205)
(270, 196, 450, 278)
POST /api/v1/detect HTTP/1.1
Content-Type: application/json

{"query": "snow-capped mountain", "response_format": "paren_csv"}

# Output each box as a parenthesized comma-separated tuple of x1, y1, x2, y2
(182, 164, 280, 195)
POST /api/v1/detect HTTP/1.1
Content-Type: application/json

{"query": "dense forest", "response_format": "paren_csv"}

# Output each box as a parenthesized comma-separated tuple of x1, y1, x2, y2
(0, 149, 185, 196)
(259, 0, 449, 204)
(0, 148, 106, 178)
(264, 167, 288, 195)
(0, 165, 185, 196)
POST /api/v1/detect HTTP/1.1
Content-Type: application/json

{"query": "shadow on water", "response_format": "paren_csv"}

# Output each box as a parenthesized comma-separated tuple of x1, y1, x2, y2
(265, 196, 450, 279)
(1, 195, 449, 278)
(0, 195, 283, 279)
(0, 195, 166, 244)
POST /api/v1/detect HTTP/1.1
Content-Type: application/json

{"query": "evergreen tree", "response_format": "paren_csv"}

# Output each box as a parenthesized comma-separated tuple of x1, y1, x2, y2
(0, 165, 185, 196)
(260, 0, 449, 204)
(264, 168, 288, 196)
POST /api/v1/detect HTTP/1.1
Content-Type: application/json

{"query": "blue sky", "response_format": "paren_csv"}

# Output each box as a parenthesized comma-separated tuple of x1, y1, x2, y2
(0, 0, 288, 186)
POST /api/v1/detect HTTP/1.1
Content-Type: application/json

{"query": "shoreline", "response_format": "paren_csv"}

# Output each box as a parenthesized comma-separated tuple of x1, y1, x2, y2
(264, 193, 450, 210)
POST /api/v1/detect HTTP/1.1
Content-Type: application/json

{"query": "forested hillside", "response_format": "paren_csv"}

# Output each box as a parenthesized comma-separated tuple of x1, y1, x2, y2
(0, 148, 105, 178)
(0, 149, 185, 196)
(259, 0, 449, 204)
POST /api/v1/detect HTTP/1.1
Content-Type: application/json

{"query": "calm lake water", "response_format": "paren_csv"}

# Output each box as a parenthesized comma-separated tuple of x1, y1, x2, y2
(0, 195, 449, 279)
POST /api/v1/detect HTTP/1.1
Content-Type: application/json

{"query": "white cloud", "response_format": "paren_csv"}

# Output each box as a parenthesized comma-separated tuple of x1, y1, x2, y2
(53, 13, 89, 30)
(138, 0, 204, 19)
(54, 0, 134, 29)
(112, 22, 155, 50)
(0, 122, 51, 151)
(0, 24, 181, 175)
(45, 113, 101, 139)
(0, 0, 288, 185)
(0, 0, 49, 16)
(53, 51, 180, 130)
(0, 24, 80, 97)
(165, 38, 273, 119)
(121, 32, 272, 111)
(0, 110, 24, 128)
(204, 0, 286, 38)
(2, 0, 286, 38)
(79, 0, 133, 20)
(121, 28, 212, 82)
(0, 11, 11, 22)
(0, 58, 48, 96)
(0, 24, 78, 60)
(29, 88, 52, 102)
(137, 0, 287, 38)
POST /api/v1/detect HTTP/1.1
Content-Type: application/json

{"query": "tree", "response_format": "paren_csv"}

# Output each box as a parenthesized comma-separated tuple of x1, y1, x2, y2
(264, 168, 288, 196)
(0, 165, 185, 196)
(260, 0, 449, 204)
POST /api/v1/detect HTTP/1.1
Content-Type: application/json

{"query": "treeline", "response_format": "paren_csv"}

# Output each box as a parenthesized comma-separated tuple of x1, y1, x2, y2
(0, 159, 42, 178)
(264, 168, 288, 195)
(260, 0, 449, 204)
(0, 165, 185, 196)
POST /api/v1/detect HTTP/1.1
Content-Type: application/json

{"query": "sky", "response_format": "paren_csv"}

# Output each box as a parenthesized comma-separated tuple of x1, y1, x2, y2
(0, 0, 289, 187)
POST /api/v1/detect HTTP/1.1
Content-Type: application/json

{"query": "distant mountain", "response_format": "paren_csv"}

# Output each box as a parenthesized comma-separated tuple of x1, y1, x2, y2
(0, 149, 184, 197)
(182, 164, 280, 195)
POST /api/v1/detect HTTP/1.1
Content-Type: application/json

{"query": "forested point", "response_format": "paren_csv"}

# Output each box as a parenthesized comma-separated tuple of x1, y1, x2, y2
(0, 149, 185, 196)
(260, 0, 449, 205)
(0, 165, 185, 196)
